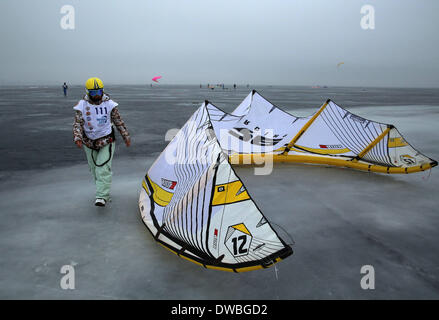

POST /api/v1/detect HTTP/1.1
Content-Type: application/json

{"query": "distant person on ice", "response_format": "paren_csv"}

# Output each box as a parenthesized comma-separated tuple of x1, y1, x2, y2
(72, 77, 131, 207)
(63, 82, 68, 96)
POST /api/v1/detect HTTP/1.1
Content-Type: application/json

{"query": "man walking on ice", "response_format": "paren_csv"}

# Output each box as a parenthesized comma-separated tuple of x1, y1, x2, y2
(63, 82, 68, 96)
(72, 77, 131, 206)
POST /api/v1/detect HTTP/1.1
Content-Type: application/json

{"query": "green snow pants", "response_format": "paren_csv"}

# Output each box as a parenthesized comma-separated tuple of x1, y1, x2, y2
(84, 142, 115, 201)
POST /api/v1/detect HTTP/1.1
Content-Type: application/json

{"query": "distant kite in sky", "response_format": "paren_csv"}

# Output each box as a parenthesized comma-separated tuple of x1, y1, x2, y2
(152, 76, 162, 82)
(337, 62, 345, 67)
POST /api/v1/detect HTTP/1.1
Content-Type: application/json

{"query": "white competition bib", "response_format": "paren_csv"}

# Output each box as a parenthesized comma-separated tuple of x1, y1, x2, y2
(73, 98, 118, 140)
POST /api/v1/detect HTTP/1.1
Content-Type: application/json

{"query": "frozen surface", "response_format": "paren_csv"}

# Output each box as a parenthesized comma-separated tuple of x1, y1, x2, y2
(0, 85, 438, 299)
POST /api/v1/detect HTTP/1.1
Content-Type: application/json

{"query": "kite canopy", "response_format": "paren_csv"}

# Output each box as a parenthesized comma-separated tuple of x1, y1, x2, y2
(152, 76, 162, 83)
(139, 91, 436, 272)
(218, 91, 437, 174)
(139, 101, 293, 272)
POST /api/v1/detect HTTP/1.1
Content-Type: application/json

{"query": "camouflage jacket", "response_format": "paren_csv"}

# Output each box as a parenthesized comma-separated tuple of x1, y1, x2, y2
(72, 94, 130, 150)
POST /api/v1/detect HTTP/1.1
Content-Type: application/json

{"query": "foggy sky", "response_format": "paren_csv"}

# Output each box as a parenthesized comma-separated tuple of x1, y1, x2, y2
(0, 0, 438, 87)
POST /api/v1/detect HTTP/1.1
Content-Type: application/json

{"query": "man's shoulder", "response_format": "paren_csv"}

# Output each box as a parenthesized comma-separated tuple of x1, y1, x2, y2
(73, 99, 86, 111)
(103, 95, 118, 109)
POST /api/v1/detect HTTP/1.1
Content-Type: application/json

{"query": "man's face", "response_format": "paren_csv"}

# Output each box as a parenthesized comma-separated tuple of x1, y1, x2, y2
(90, 94, 102, 102)
(88, 89, 103, 102)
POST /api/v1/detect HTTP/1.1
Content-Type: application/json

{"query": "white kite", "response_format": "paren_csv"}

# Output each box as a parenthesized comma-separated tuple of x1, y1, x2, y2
(139, 91, 436, 272)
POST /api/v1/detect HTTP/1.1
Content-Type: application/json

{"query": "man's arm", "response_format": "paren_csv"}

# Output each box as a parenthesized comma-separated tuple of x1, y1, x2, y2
(73, 110, 83, 148)
(111, 107, 131, 146)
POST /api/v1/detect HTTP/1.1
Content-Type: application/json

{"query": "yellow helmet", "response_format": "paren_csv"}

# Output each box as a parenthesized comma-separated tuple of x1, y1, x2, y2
(85, 77, 104, 90)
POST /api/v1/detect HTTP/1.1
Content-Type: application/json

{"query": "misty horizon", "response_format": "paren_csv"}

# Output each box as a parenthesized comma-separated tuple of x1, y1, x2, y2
(1, 0, 438, 88)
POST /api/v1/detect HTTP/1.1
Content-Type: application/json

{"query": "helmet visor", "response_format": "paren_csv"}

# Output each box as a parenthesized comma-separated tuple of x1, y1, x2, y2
(88, 89, 103, 97)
